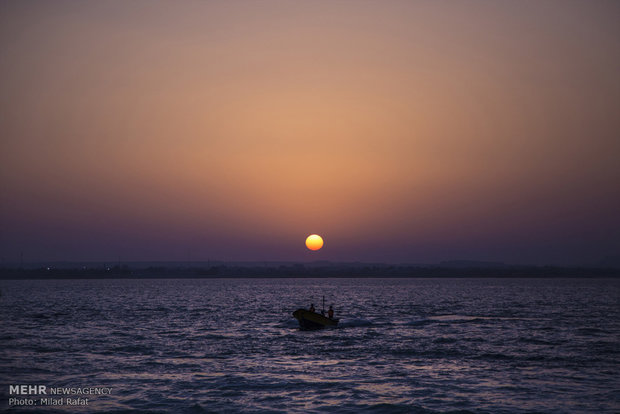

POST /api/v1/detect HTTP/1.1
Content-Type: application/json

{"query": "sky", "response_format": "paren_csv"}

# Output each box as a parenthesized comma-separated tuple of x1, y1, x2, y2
(1, 0, 619, 265)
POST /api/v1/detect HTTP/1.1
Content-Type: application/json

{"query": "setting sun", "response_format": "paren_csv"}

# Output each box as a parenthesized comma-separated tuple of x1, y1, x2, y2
(305, 234, 324, 251)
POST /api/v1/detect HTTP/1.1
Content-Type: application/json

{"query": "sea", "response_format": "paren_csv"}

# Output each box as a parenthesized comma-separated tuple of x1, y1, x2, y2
(0, 278, 618, 414)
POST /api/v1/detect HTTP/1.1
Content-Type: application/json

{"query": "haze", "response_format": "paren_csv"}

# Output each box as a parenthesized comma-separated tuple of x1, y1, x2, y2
(1, 1, 619, 265)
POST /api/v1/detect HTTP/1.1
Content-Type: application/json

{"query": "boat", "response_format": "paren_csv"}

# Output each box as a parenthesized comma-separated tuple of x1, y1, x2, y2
(293, 309, 339, 330)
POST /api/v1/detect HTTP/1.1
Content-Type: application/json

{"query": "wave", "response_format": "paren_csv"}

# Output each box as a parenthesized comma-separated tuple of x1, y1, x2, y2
(281, 317, 372, 329)
(400, 315, 486, 327)
(339, 318, 373, 328)
(280, 318, 300, 328)
(28, 312, 69, 320)
(328, 402, 436, 414)
(577, 327, 611, 336)
(518, 337, 563, 346)
(433, 337, 458, 344)
(109, 344, 154, 354)
(427, 315, 487, 323)
(404, 319, 432, 326)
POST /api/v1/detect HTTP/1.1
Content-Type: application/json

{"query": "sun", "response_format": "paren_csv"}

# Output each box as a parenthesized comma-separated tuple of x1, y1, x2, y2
(305, 234, 324, 251)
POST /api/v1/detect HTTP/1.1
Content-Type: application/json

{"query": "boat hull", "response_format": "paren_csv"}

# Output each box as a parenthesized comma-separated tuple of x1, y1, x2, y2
(293, 309, 339, 330)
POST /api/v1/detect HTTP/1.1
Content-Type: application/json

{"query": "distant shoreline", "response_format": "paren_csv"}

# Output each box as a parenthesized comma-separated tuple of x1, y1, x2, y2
(1, 264, 618, 279)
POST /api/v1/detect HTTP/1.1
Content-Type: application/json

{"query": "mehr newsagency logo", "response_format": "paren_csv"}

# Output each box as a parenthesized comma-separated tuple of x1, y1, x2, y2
(9, 384, 112, 407)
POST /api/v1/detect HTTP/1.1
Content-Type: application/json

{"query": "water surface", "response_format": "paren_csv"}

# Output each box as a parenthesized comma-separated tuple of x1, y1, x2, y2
(1, 278, 618, 413)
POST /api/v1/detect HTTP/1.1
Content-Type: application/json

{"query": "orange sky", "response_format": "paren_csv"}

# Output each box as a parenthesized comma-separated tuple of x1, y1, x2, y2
(1, 1, 619, 264)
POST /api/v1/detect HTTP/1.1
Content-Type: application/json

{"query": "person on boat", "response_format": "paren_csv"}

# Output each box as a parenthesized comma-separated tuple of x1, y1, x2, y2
(328, 305, 334, 319)
(309, 304, 316, 313)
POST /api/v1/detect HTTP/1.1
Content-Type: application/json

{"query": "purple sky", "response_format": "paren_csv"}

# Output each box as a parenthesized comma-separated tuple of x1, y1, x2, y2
(1, 1, 619, 265)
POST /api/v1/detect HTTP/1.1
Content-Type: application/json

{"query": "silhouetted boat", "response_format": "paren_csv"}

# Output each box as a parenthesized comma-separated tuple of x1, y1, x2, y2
(293, 309, 339, 330)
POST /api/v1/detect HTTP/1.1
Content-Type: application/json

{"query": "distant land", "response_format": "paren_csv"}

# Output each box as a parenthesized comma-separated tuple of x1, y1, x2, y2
(1, 260, 619, 279)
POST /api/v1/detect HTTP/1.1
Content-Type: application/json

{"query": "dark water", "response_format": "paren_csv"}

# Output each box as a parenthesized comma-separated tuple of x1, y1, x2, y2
(1, 278, 618, 413)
